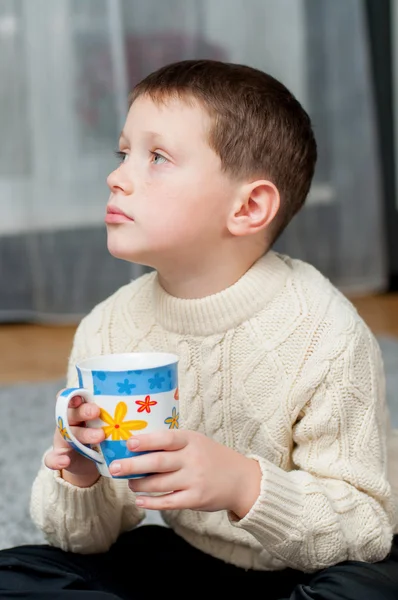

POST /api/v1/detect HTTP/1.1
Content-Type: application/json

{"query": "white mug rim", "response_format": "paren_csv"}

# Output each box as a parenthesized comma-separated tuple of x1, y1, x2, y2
(77, 352, 179, 372)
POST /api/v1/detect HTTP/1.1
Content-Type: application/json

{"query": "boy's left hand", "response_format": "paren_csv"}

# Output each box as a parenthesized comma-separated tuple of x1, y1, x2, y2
(109, 430, 261, 519)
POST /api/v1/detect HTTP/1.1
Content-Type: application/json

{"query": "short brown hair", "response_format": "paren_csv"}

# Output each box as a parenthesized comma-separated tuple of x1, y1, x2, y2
(130, 59, 317, 243)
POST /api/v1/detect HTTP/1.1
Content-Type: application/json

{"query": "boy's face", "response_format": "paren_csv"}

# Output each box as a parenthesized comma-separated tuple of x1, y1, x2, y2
(106, 94, 238, 270)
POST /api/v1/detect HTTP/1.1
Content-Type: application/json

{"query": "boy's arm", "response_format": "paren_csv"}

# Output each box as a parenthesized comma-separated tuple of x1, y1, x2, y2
(29, 307, 145, 553)
(231, 322, 397, 572)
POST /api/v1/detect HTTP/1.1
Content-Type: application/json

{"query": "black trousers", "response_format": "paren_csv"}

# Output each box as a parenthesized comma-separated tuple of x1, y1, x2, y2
(0, 526, 397, 599)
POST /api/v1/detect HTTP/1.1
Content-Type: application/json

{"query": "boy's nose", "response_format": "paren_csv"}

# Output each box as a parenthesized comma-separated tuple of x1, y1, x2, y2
(106, 168, 133, 195)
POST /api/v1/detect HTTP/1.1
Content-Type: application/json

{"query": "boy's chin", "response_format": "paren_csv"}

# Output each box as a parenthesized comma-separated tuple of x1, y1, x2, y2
(106, 241, 153, 268)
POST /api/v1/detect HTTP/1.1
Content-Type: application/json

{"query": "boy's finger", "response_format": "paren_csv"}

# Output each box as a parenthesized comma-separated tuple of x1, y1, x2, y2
(53, 423, 104, 451)
(44, 448, 71, 471)
(55, 388, 83, 408)
(65, 403, 100, 427)
(71, 402, 100, 424)
(69, 395, 83, 408)
(73, 425, 104, 446)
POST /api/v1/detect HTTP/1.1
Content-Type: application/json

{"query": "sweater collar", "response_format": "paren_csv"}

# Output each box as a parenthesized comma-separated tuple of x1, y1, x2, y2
(153, 251, 291, 336)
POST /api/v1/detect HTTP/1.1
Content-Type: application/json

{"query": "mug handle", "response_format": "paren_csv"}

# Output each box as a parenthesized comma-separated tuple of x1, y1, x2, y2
(55, 387, 104, 464)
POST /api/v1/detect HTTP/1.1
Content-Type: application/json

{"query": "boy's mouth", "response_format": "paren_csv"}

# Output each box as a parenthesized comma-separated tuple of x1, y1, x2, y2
(105, 205, 134, 224)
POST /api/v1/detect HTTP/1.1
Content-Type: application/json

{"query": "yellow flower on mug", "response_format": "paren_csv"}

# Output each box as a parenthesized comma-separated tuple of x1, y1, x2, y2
(164, 407, 179, 429)
(100, 401, 148, 441)
(57, 417, 71, 441)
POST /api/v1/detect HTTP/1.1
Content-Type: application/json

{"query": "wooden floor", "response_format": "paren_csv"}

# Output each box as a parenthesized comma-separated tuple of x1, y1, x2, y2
(350, 293, 398, 338)
(0, 323, 76, 384)
(0, 293, 397, 384)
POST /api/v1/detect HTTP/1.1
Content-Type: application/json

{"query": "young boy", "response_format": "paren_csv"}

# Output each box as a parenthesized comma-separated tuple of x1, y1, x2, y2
(1, 59, 397, 599)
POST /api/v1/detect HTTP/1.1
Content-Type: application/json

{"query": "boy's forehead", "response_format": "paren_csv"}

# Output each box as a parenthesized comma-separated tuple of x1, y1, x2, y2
(122, 94, 210, 141)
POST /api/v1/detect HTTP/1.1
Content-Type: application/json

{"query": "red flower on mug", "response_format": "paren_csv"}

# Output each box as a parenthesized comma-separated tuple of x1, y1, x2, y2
(135, 395, 157, 414)
(174, 388, 179, 401)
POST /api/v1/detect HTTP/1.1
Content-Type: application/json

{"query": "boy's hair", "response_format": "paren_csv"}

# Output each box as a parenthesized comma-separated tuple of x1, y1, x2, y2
(130, 59, 317, 243)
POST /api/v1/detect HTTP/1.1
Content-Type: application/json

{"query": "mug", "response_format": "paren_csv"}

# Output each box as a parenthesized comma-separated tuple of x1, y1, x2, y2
(55, 352, 179, 478)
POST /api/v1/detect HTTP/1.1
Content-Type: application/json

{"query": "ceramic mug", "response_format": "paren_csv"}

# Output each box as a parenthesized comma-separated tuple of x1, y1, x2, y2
(55, 352, 179, 478)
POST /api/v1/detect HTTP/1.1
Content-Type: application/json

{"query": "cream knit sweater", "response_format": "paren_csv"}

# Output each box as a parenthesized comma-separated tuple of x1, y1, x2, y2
(30, 251, 398, 573)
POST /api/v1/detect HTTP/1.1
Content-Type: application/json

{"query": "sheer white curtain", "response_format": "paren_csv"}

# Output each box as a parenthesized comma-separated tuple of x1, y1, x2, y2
(0, 0, 387, 322)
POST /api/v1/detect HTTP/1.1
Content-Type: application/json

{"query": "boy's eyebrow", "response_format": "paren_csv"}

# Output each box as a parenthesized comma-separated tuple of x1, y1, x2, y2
(142, 130, 167, 145)
(118, 130, 166, 145)
(118, 129, 176, 154)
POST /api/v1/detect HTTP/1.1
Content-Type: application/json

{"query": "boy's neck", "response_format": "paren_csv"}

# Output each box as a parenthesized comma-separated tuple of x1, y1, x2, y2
(156, 247, 267, 299)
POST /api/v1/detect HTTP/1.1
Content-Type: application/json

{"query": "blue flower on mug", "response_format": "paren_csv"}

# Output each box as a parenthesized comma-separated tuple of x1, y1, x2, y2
(164, 407, 179, 429)
(93, 371, 107, 381)
(57, 417, 71, 441)
(117, 379, 137, 394)
(148, 372, 165, 390)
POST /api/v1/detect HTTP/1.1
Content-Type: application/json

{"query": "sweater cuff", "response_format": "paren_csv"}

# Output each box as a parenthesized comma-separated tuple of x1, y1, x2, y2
(230, 456, 305, 544)
(38, 464, 117, 521)
(54, 470, 113, 519)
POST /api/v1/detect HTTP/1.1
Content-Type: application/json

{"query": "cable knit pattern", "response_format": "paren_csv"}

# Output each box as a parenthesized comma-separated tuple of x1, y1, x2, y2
(30, 251, 398, 572)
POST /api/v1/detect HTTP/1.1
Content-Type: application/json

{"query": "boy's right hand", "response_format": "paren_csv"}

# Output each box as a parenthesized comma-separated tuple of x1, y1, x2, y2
(44, 390, 105, 488)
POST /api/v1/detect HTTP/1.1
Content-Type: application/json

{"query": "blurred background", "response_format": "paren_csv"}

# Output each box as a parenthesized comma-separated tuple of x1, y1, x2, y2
(1, 0, 398, 379)
(1, 0, 398, 550)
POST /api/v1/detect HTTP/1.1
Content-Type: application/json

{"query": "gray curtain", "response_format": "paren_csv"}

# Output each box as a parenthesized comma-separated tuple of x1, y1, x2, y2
(275, 0, 387, 295)
(0, 0, 387, 323)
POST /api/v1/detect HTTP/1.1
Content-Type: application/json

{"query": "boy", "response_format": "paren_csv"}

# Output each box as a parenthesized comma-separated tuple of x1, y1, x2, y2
(0, 59, 397, 599)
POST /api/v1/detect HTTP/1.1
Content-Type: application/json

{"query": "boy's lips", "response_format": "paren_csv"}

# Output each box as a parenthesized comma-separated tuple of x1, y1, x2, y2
(105, 205, 134, 224)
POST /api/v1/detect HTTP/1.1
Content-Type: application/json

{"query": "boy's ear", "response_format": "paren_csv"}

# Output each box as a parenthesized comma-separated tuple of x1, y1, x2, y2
(227, 180, 280, 237)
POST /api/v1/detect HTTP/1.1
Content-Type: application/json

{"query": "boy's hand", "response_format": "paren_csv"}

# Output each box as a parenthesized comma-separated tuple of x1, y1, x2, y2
(44, 390, 105, 488)
(109, 430, 262, 518)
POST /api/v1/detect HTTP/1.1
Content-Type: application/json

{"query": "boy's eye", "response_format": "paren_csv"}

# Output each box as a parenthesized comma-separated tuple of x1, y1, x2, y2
(150, 151, 167, 165)
(114, 150, 128, 163)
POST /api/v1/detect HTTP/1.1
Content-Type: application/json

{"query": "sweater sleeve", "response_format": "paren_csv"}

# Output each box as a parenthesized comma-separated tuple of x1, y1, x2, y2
(30, 456, 144, 554)
(29, 307, 146, 553)
(231, 322, 397, 572)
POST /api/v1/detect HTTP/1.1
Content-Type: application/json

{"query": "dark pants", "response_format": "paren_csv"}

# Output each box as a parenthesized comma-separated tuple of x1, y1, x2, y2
(0, 526, 397, 599)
